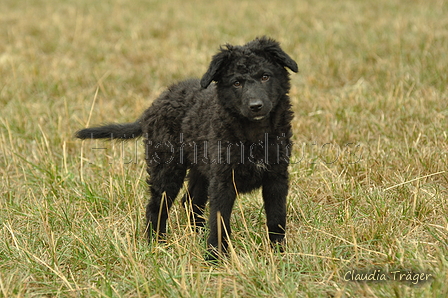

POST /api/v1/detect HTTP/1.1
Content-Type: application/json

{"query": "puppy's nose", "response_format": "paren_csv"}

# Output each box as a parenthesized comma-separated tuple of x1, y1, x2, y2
(249, 100, 263, 112)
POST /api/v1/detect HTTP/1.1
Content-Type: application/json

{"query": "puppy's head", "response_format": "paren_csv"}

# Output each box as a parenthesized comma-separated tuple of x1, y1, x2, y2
(201, 37, 298, 88)
(201, 37, 298, 121)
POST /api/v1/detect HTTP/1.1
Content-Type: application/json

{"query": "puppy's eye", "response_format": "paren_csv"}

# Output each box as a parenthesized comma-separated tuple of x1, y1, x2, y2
(261, 74, 270, 82)
(233, 81, 241, 87)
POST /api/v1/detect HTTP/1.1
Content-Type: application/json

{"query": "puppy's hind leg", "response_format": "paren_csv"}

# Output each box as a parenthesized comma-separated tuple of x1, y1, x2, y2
(182, 168, 209, 230)
(145, 164, 187, 243)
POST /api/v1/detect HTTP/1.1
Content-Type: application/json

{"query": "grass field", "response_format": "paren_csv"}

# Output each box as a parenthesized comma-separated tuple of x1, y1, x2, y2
(1, 0, 447, 296)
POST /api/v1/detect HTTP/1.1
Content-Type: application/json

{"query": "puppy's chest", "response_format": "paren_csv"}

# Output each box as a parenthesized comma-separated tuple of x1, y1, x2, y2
(230, 162, 265, 193)
(226, 134, 290, 166)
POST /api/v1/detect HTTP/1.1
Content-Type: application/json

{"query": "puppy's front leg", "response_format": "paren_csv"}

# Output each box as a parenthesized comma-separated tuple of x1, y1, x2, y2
(262, 171, 288, 249)
(206, 177, 236, 260)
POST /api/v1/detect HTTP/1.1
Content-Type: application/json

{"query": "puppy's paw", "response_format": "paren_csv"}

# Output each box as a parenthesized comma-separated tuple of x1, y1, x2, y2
(270, 238, 286, 253)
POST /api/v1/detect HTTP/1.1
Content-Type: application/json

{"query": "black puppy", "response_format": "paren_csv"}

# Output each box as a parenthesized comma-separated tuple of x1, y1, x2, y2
(76, 37, 298, 259)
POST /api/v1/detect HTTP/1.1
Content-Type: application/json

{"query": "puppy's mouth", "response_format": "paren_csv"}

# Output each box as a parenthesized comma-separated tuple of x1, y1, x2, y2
(242, 106, 271, 122)
(249, 112, 270, 122)
(253, 115, 266, 121)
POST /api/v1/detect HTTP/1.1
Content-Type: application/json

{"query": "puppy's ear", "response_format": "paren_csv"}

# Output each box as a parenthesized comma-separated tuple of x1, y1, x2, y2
(200, 46, 231, 88)
(250, 37, 299, 73)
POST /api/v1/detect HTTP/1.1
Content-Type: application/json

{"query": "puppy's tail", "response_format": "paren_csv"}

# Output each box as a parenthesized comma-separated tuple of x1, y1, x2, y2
(75, 121, 143, 140)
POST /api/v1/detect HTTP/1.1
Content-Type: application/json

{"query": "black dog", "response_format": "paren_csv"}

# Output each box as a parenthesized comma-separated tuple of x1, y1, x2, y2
(76, 37, 298, 259)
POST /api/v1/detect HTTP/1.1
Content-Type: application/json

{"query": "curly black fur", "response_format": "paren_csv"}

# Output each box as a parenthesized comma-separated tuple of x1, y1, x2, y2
(76, 37, 298, 260)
